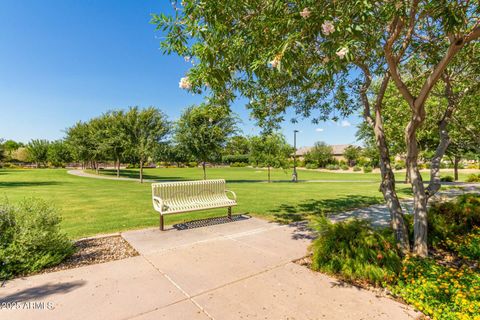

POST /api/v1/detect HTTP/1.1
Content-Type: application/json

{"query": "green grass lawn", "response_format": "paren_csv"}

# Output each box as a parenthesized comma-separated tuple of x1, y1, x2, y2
(0, 167, 467, 239)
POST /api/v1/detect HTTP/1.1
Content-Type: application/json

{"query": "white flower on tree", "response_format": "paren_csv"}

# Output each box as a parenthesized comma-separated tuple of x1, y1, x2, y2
(179, 76, 192, 89)
(321, 20, 335, 35)
(336, 47, 348, 59)
(269, 55, 281, 68)
(300, 8, 311, 19)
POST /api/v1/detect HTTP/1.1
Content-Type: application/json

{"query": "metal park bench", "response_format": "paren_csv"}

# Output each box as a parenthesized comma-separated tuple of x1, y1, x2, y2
(152, 179, 237, 230)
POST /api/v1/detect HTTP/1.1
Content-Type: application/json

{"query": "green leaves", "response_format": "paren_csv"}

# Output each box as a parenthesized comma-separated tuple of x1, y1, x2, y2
(175, 103, 238, 164)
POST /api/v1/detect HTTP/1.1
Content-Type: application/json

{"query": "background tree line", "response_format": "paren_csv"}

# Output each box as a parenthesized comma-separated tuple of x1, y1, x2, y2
(0, 105, 295, 183)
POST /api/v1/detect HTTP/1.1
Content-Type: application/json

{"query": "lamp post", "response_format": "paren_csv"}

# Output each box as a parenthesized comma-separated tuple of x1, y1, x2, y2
(292, 130, 299, 182)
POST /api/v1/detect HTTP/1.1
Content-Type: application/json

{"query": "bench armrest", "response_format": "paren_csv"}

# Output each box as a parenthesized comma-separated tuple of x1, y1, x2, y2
(152, 196, 165, 214)
(225, 189, 237, 201)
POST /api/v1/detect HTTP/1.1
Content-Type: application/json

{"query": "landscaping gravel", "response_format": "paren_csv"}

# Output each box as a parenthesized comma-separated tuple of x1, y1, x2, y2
(36, 235, 139, 275)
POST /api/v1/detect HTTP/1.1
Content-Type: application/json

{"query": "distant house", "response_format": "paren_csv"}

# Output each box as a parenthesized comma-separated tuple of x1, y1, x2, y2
(296, 144, 358, 161)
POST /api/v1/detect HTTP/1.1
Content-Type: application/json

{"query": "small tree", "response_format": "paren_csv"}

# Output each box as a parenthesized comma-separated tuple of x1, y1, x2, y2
(175, 104, 237, 179)
(11, 148, 29, 163)
(123, 106, 170, 183)
(3, 140, 22, 160)
(105, 110, 129, 177)
(343, 145, 361, 167)
(249, 133, 292, 182)
(305, 142, 334, 168)
(154, 143, 192, 167)
(224, 135, 250, 156)
(26, 139, 50, 168)
(66, 121, 95, 169)
(47, 140, 73, 167)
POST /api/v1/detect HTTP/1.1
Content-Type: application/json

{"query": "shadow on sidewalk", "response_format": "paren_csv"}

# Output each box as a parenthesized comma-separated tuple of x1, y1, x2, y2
(173, 214, 251, 230)
(0, 281, 86, 303)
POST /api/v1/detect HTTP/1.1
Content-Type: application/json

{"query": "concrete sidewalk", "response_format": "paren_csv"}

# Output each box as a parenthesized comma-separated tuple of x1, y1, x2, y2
(0, 217, 419, 320)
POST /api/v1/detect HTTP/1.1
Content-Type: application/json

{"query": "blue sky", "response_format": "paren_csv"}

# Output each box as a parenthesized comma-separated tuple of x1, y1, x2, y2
(0, 0, 361, 148)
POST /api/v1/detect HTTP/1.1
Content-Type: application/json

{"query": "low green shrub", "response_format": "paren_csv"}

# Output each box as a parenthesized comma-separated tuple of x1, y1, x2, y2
(1, 163, 19, 169)
(394, 160, 406, 170)
(188, 161, 198, 168)
(440, 175, 454, 182)
(466, 174, 480, 182)
(341, 165, 349, 171)
(0, 198, 74, 280)
(230, 162, 247, 167)
(467, 163, 479, 170)
(353, 166, 361, 172)
(363, 166, 373, 173)
(222, 154, 249, 164)
(311, 218, 401, 285)
(305, 163, 319, 169)
(326, 164, 340, 170)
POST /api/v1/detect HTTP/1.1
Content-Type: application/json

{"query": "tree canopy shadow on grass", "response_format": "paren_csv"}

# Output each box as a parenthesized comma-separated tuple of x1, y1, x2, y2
(0, 281, 85, 303)
(0, 169, 30, 175)
(0, 181, 64, 188)
(97, 169, 185, 181)
(271, 195, 383, 224)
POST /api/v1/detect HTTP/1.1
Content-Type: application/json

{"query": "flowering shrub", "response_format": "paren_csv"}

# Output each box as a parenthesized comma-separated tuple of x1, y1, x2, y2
(444, 227, 480, 261)
(309, 194, 480, 319)
(428, 194, 480, 246)
(390, 257, 480, 320)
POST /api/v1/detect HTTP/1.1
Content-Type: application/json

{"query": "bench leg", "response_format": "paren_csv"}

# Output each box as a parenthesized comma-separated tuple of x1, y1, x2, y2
(228, 207, 232, 219)
(160, 215, 164, 231)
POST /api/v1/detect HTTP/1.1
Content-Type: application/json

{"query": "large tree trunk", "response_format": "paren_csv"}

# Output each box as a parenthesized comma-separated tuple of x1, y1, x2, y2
(357, 68, 409, 253)
(406, 117, 429, 257)
(426, 76, 456, 196)
(202, 162, 206, 180)
(139, 160, 144, 183)
(373, 109, 410, 253)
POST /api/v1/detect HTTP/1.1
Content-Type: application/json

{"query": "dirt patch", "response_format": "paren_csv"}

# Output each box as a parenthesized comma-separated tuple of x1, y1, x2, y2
(36, 235, 139, 275)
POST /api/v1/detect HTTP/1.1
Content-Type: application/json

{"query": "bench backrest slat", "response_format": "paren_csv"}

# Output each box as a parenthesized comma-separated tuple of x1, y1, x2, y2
(152, 179, 227, 205)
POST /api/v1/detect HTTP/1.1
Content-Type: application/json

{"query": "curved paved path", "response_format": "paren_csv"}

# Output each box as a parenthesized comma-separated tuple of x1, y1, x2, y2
(67, 169, 378, 183)
(67, 169, 160, 182)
